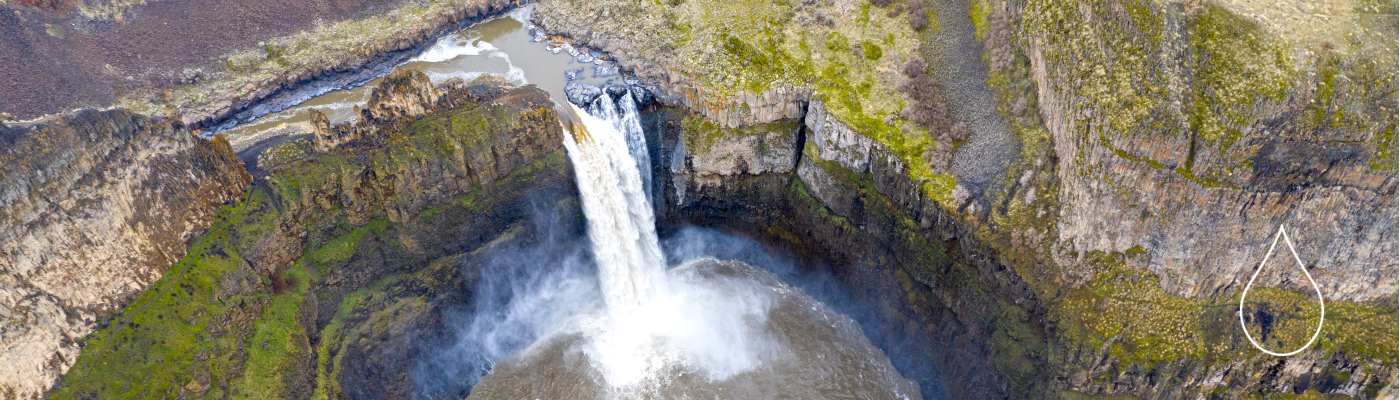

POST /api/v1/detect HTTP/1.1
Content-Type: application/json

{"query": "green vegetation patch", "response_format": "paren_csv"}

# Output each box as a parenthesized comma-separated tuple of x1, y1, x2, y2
(403, 101, 517, 157)
(545, 0, 956, 206)
(231, 262, 312, 398)
(310, 288, 366, 400)
(1242, 288, 1398, 361)
(968, 0, 989, 41)
(1185, 4, 1294, 151)
(1051, 251, 1398, 369)
(310, 219, 388, 272)
(1054, 252, 1208, 364)
(1023, 0, 1174, 142)
(54, 190, 280, 399)
(680, 112, 797, 153)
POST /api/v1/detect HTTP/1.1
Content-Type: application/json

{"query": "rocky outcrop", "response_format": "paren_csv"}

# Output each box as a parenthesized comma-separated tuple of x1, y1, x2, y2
(362, 69, 444, 124)
(0, 111, 249, 398)
(312, 69, 445, 151)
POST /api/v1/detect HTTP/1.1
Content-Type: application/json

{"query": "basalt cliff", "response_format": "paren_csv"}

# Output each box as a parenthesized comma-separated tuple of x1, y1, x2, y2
(0, 110, 249, 397)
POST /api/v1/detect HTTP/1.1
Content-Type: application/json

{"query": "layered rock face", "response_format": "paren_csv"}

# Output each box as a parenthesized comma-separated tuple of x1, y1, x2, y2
(1013, 0, 1397, 302)
(53, 72, 575, 399)
(0, 111, 250, 398)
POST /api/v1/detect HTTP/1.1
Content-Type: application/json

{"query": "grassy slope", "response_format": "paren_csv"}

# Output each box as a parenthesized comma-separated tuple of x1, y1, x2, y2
(52, 190, 280, 399)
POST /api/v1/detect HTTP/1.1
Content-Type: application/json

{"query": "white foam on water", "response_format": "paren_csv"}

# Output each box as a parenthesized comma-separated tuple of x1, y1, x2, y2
(424, 70, 488, 84)
(414, 33, 499, 63)
(491, 52, 529, 84)
(507, 4, 533, 24)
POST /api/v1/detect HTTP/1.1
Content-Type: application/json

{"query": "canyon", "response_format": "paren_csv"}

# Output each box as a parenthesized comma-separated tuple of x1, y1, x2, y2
(0, 0, 1396, 399)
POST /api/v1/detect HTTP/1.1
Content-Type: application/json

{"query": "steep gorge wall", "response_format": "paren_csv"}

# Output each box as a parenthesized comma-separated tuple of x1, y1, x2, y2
(641, 101, 1038, 398)
(0, 111, 250, 398)
(974, 2, 1398, 393)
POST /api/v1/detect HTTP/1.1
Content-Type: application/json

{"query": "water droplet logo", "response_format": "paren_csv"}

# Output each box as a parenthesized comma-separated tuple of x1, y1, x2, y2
(1238, 225, 1326, 357)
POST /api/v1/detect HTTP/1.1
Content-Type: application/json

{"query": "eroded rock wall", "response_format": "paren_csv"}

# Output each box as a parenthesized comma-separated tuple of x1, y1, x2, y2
(0, 111, 250, 398)
(1016, 0, 1397, 302)
(646, 101, 1035, 398)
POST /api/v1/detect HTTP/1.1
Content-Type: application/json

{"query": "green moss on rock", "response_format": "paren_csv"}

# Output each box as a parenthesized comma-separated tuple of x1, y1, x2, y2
(681, 113, 797, 153)
(1051, 250, 1398, 371)
(54, 190, 279, 399)
(1185, 4, 1294, 150)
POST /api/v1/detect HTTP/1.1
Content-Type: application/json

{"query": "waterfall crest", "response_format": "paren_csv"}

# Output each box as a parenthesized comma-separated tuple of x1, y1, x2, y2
(585, 92, 654, 201)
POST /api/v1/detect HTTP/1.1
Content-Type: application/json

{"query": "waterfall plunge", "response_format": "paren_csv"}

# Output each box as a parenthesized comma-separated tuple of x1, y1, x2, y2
(560, 93, 778, 391)
(562, 92, 667, 312)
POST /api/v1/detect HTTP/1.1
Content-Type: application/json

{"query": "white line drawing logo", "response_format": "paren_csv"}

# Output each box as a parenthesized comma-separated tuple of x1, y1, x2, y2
(1238, 225, 1326, 357)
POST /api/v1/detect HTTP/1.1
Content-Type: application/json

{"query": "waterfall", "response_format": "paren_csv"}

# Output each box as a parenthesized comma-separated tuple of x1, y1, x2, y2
(559, 93, 783, 391)
(562, 92, 666, 312)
